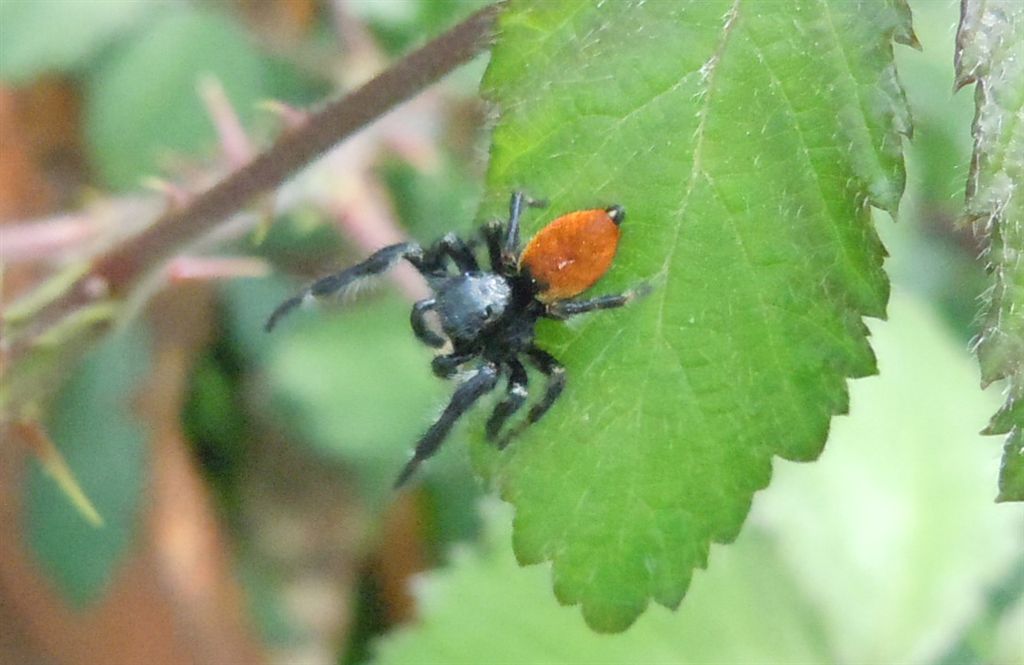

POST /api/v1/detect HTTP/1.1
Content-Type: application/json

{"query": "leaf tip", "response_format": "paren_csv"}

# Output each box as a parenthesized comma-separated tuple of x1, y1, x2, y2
(579, 598, 645, 634)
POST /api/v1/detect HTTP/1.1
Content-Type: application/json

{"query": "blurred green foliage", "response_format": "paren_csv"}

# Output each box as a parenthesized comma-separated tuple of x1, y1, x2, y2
(85, 9, 269, 189)
(265, 295, 443, 488)
(348, 0, 491, 55)
(0, 0, 150, 82)
(1, 2, 328, 190)
(379, 502, 834, 665)
(27, 326, 151, 607)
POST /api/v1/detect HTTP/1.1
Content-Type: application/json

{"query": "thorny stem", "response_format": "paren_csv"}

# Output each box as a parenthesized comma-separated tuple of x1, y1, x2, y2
(2, 4, 499, 409)
(97, 3, 499, 290)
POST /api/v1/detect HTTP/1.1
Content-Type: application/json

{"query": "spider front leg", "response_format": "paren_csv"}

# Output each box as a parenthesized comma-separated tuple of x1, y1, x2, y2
(265, 241, 426, 332)
(500, 191, 546, 267)
(395, 363, 500, 487)
(482, 219, 507, 273)
(544, 283, 652, 320)
(431, 351, 475, 378)
(410, 299, 446, 348)
(485, 360, 529, 442)
(426, 232, 479, 274)
(496, 347, 566, 450)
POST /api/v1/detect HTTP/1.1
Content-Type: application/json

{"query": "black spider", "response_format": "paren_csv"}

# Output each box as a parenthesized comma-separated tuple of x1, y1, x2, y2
(266, 192, 647, 486)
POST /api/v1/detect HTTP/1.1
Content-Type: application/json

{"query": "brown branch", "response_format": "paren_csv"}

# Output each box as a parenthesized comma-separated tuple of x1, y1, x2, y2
(95, 3, 499, 291)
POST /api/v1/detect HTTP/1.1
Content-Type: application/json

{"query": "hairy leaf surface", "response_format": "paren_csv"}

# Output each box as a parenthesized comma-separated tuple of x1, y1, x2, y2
(956, 0, 1024, 502)
(473, 0, 912, 630)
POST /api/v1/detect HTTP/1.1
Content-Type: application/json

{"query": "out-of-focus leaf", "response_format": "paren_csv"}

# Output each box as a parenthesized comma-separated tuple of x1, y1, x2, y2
(0, 0, 150, 83)
(221, 276, 298, 361)
(955, 1, 1024, 501)
(264, 293, 446, 493)
(935, 557, 1024, 665)
(230, 272, 484, 542)
(383, 158, 482, 240)
(374, 501, 831, 665)
(473, 0, 911, 630)
(993, 592, 1024, 665)
(885, 0, 982, 335)
(26, 325, 151, 606)
(85, 8, 267, 190)
(758, 291, 1023, 663)
(372, 292, 1024, 664)
(348, 0, 490, 55)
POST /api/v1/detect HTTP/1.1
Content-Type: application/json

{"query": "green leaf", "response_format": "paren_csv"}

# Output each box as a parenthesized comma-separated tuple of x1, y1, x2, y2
(955, 1, 1024, 502)
(372, 292, 1023, 664)
(85, 8, 267, 190)
(997, 429, 1024, 503)
(26, 325, 151, 606)
(0, 0, 149, 83)
(473, 0, 911, 630)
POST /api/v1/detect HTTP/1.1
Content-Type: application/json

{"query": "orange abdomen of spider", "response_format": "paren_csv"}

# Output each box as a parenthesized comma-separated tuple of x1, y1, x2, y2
(519, 206, 623, 302)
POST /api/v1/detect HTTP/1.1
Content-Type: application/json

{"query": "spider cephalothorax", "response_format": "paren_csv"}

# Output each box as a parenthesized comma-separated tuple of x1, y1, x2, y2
(266, 192, 647, 486)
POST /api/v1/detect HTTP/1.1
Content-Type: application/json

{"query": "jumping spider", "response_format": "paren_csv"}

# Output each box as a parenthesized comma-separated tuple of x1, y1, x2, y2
(266, 192, 647, 486)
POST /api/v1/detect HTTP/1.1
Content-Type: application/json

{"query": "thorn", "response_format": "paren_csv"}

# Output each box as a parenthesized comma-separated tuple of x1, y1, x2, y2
(0, 217, 101, 264)
(14, 418, 105, 527)
(199, 75, 254, 169)
(897, 27, 922, 51)
(258, 99, 310, 132)
(166, 256, 271, 283)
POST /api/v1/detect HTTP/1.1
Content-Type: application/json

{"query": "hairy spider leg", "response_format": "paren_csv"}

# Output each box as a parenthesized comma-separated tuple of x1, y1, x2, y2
(545, 283, 652, 320)
(394, 364, 500, 487)
(410, 299, 446, 348)
(485, 360, 529, 442)
(265, 241, 424, 332)
(265, 230, 494, 333)
(496, 347, 566, 450)
(425, 232, 479, 274)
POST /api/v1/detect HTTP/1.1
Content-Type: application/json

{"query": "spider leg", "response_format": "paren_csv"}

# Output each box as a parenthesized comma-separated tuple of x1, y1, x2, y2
(265, 242, 425, 332)
(395, 363, 500, 487)
(431, 351, 475, 378)
(485, 360, 529, 442)
(427, 232, 479, 273)
(496, 347, 565, 450)
(544, 283, 652, 320)
(410, 299, 446, 348)
(482, 219, 506, 273)
(503, 191, 546, 262)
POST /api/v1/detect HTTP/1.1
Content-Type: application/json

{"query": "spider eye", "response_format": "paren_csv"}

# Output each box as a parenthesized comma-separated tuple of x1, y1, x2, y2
(483, 305, 494, 317)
